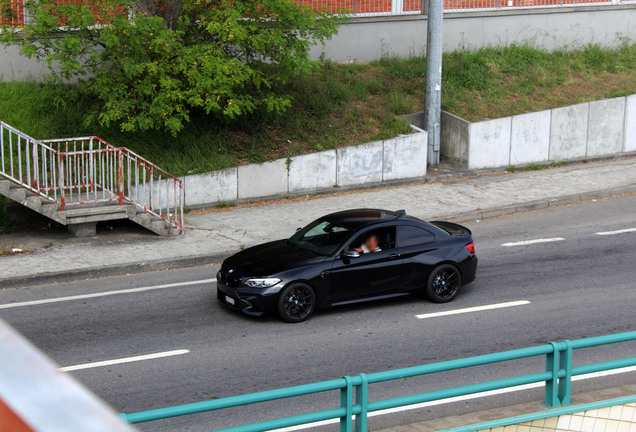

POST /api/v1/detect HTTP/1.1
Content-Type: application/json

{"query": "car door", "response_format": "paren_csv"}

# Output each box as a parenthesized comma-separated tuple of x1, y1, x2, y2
(396, 225, 439, 291)
(324, 227, 406, 303)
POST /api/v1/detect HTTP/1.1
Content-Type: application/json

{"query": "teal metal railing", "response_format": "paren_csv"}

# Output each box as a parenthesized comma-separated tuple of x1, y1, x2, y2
(120, 330, 636, 432)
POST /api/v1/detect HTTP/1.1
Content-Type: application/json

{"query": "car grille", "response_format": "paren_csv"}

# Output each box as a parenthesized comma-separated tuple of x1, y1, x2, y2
(217, 269, 240, 287)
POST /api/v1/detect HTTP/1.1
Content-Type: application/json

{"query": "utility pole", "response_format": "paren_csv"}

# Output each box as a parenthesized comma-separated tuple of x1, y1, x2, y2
(424, 0, 443, 166)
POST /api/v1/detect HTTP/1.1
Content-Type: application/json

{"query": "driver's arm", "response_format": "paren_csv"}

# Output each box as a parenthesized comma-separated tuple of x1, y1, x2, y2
(355, 244, 369, 253)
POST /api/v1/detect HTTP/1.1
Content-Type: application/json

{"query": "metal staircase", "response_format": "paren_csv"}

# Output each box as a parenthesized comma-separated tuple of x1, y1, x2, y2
(0, 121, 184, 237)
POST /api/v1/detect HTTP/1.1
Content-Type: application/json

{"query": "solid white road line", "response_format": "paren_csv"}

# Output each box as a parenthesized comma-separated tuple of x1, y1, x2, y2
(501, 238, 565, 247)
(270, 365, 636, 432)
(0, 278, 216, 310)
(595, 228, 636, 236)
(415, 301, 530, 320)
(59, 349, 190, 372)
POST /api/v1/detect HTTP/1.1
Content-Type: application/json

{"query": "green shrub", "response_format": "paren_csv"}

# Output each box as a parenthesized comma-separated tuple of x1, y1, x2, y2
(387, 92, 415, 115)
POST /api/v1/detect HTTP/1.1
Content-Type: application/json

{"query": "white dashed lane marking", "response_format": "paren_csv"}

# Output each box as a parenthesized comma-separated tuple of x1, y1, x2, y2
(501, 238, 565, 247)
(0, 279, 216, 310)
(595, 228, 636, 236)
(415, 301, 530, 319)
(60, 349, 190, 372)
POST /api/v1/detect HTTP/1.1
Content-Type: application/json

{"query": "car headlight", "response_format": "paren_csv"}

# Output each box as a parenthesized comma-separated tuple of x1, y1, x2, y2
(244, 278, 281, 288)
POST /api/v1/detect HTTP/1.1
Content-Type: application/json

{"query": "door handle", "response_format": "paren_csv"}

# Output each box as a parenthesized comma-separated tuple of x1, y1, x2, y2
(388, 253, 401, 259)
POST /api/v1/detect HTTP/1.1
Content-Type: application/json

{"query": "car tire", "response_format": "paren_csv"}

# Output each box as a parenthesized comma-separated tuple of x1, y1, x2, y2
(426, 264, 461, 303)
(277, 283, 316, 323)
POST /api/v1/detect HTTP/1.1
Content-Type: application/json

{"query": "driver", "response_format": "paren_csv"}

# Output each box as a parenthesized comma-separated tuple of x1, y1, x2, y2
(355, 233, 382, 254)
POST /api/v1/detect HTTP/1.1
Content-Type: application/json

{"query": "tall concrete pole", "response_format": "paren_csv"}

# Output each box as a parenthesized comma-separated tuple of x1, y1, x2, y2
(424, 0, 443, 166)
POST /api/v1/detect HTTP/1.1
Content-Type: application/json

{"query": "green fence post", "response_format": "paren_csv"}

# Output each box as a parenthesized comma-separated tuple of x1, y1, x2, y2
(558, 340, 573, 406)
(545, 342, 561, 408)
(355, 373, 368, 432)
(340, 376, 353, 432)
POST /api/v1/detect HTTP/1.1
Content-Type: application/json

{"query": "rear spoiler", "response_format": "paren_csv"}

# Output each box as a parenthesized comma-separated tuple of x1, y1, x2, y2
(429, 221, 472, 236)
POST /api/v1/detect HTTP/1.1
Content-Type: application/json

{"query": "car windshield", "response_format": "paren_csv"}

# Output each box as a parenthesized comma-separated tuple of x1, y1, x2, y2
(288, 219, 352, 256)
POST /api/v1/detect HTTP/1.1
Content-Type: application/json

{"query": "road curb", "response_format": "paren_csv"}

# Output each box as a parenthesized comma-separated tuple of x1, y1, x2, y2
(1, 184, 634, 289)
(443, 185, 636, 223)
(0, 253, 226, 289)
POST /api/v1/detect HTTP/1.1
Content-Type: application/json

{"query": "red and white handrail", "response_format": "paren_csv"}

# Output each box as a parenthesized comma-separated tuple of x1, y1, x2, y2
(1, 121, 184, 234)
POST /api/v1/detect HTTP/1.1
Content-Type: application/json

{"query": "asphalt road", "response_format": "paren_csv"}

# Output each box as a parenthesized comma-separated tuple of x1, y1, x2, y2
(1, 194, 635, 431)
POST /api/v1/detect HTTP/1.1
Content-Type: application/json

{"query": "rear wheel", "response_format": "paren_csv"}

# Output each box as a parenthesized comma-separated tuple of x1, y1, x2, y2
(277, 283, 316, 323)
(426, 264, 461, 303)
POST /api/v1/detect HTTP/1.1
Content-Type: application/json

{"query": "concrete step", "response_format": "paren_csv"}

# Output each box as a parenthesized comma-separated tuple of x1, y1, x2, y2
(2, 179, 179, 237)
(0, 180, 10, 194)
(39, 203, 59, 218)
(7, 187, 26, 202)
(62, 204, 132, 225)
(1, 179, 66, 225)
(25, 196, 42, 209)
(61, 204, 132, 217)
(128, 211, 178, 237)
(151, 220, 168, 235)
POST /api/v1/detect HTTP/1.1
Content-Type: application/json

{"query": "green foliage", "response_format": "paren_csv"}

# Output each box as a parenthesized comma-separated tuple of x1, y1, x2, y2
(350, 79, 368, 99)
(0, 43, 633, 176)
(581, 43, 617, 71)
(376, 117, 412, 139)
(387, 92, 414, 115)
(1, 0, 344, 134)
(498, 44, 549, 75)
(439, 43, 636, 121)
(508, 161, 570, 173)
(376, 56, 427, 80)
(366, 78, 382, 95)
(443, 50, 495, 91)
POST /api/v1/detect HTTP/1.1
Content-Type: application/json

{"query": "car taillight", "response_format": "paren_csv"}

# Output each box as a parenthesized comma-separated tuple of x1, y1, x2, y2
(465, 241, 475, 254)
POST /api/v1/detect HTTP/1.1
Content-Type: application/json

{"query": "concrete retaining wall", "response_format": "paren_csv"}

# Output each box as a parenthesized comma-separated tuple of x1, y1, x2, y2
(183, 130, 427, 207)
(468, 117, 512, 169)
(439, 94, 635, 169)
(626, 94, 636, 152)
(440, 111, 470, 165)
(309, 5, 635, 63)
(0, 45, 51, 82)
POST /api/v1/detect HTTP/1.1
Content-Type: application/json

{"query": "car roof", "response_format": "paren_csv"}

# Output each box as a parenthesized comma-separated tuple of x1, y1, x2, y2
(324, 208, 425, 229)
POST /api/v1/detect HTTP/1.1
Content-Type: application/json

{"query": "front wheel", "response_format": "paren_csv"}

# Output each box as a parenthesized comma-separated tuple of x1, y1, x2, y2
(426, 264, 461, 303)
(277, 283, 316, 323)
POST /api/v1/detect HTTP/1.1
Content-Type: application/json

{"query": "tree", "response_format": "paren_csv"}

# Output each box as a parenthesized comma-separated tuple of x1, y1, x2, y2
(1, 0, 345, 134)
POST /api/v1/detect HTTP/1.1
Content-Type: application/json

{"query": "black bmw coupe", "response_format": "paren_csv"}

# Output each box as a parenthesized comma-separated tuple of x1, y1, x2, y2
(217, 209, 477, 322)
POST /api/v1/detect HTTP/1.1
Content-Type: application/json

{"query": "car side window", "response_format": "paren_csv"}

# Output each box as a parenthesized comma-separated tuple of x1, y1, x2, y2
(398, 226, 435, 247)
(350, 227, 396, 253)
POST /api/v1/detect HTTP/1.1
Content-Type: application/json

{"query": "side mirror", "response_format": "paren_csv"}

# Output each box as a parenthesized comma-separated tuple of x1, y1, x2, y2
(342, 249, 360, 258)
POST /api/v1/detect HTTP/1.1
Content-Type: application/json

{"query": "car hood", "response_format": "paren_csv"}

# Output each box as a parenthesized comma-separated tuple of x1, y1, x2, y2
(222, 239, 325, 277)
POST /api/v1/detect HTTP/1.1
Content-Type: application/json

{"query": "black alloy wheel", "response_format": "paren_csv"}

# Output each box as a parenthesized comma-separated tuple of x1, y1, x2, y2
(277, 283, 316, 323)
(426, 264, 461, 303)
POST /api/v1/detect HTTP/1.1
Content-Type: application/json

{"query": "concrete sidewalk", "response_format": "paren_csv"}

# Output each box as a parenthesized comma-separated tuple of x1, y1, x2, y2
(1, 157, 635, 287)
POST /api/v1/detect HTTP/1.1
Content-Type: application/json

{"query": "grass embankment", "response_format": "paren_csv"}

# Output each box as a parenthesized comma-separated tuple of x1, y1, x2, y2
(0, 43, 634, 176)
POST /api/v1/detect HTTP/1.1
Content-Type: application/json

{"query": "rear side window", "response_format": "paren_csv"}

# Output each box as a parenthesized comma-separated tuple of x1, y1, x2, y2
(398, 226, 435, 247)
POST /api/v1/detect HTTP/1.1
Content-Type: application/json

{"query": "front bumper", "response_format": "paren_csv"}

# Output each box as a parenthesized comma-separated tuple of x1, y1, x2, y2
(216, 281, 280, 316)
